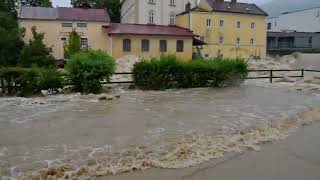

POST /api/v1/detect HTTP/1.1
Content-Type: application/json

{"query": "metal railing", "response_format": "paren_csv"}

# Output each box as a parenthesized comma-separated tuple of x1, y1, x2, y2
(107, 69, 320, 84)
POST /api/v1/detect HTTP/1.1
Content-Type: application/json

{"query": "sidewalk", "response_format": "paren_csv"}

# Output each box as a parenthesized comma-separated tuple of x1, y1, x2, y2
(106, 123, 320, 180)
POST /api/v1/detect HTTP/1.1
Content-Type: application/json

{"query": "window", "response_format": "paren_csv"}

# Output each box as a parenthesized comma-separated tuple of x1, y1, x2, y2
(170, 0, 175, 5)
(169, 12, 175, 25)
(207, 19, 212, 28)
(77, 22, 87, 28)
(123, 39, 131, 52)
(267, 23, 272, 30)
(62, 23, 73, 27)
(236, 37, 240, 45)
(149, 10, 155, 24)
(81, 38, 88, 48)
(309, 37, 313, 44)
(217, 49, 223, 58)
(251, 22, 256, 29)
(220, 20, 224, 27)
(149, 0, 155, 4)
(141, 39, 150, 52)
(176, 40, 184, 52)
(160, 40, 167, 52)
(61, 37, 67, 44)
(205, 54, 209, 58)
(219, 36, 224, 44)
(250, 38, 255, 45)
(236, 21, 241, 28)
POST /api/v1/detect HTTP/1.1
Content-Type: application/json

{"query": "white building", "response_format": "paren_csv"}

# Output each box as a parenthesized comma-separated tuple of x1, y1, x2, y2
(268, 7, 320, 32)
(121, 0, 198, 25)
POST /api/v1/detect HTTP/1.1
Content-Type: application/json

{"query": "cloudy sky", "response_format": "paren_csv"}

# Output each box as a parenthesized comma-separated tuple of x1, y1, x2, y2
(52, 0, 272, 7)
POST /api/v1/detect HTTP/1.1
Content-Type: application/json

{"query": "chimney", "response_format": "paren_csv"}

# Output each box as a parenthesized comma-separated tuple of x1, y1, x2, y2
(231, 0, 237, 3)
(186, 2, 191, 12)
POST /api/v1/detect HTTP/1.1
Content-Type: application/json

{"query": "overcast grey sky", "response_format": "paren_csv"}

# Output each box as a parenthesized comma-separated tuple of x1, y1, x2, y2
(52, 0, 271, 7)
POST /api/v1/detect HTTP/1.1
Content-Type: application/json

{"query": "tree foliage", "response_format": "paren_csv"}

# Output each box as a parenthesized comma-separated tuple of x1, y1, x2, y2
(64, 30, 81, 59)
(21, 0, 53, 7)
(65, 50, 115, 94)
(0, 0, 17, 14)
(19, 26, 55, 67)
(71, 0, 121, 22)
(0, 11, 25, 67)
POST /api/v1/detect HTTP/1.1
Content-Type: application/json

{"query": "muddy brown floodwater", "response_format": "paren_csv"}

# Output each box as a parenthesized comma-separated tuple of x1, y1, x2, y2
(0, 85, 319, 179)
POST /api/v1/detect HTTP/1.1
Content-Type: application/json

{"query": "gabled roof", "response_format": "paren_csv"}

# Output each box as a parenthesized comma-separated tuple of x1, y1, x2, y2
(104, 23, 194, 36)
(179, 0, 268, 16)
(19, 6, 110, 22)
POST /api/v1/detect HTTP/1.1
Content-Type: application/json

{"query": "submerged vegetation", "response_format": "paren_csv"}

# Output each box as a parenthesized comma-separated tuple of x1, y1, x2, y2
(0, 67, 63, 96)
(133, 55, 248, 90)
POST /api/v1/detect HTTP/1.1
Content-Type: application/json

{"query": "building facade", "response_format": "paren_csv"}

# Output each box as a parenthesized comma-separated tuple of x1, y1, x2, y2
(19, 7, 110, 60)
(121, 0, 198, 25)
(104, 24, 194, 59)
(19, 7, 195, 61)
(176, 0, 268, 59)
(267, 7, 320, 55)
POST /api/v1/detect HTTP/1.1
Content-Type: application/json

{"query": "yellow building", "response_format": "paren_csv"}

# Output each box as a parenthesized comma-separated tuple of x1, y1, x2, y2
(176, 0, 268, 59)
(104, 24, 194, 60)
(18, 7, 195, 61)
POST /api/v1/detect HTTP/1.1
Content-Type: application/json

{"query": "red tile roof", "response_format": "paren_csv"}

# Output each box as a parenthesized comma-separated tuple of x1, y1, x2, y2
(179, 0, 268, 16)
(104, 23, 194, 36)
(58, 7, 110, 22)
(19, 7, 110, 22)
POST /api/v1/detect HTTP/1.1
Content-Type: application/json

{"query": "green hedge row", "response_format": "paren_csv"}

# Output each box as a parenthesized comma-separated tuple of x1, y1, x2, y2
(0, 67, 63, 96)
(133, 55, 248, 90)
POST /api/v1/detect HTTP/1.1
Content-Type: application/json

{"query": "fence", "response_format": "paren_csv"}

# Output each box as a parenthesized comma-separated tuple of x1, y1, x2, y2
(106, 69, 320, 84)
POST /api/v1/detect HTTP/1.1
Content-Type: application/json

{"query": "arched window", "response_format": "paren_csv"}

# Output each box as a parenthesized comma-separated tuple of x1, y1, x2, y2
(149, 10, 155, 24)
(169, 12, 175, 25)
(123, 39, 131, 52)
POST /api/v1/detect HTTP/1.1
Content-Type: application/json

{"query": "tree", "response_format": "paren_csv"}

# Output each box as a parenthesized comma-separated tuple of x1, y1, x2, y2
(21, 0, 53, 7)
(0, 0, 17, 14)
(64, 30, 81, 59)
(0, 11, 25, 67)
(71, 0, 121, 22)
(19, 26, 55, 67)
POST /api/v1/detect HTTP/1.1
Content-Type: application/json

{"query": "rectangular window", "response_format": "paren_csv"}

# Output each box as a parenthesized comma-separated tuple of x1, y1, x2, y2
(123, 39, 131, 52)
(251, 22, 256, 29)
(236, 37, 240, 45)
(236, 21, 241, 28)
(62, 23, 73, 27)
(160, 40, 167, 52)
(219, 36, 224, 44)
(207, 19, 212, 28)
(170, 0, 175, 5)
(77, 22, 87, 28)
(176, 40, 184, 52)
(61, 37, 67, 43)
(141, 39, 150, 52)
(220, 20, 224, 27)
(267, 23, 272, 30)
(81, 38, 88, 48)
(250, 38, 255, 45)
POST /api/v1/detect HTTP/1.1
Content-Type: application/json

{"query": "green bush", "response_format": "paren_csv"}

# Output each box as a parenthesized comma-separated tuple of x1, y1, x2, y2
(133, 55, 248, 90)
(0, 67, 63, 96)
(65, 50, 115, 94)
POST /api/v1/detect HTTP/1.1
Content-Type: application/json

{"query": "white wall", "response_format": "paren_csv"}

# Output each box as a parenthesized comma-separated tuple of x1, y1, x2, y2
(121, 0, 198, 25)
(268, 7, 320, 32)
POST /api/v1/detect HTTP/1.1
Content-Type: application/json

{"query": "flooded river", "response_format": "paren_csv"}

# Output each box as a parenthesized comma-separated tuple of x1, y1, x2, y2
(0, 85, 320, 178)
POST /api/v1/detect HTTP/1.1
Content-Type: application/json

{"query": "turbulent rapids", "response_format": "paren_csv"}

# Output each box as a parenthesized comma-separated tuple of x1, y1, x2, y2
(0, 84, 320, 179)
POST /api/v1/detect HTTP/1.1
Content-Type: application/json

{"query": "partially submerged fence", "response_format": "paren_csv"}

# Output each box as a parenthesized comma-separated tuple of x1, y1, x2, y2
(106, 69, 320, 84)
